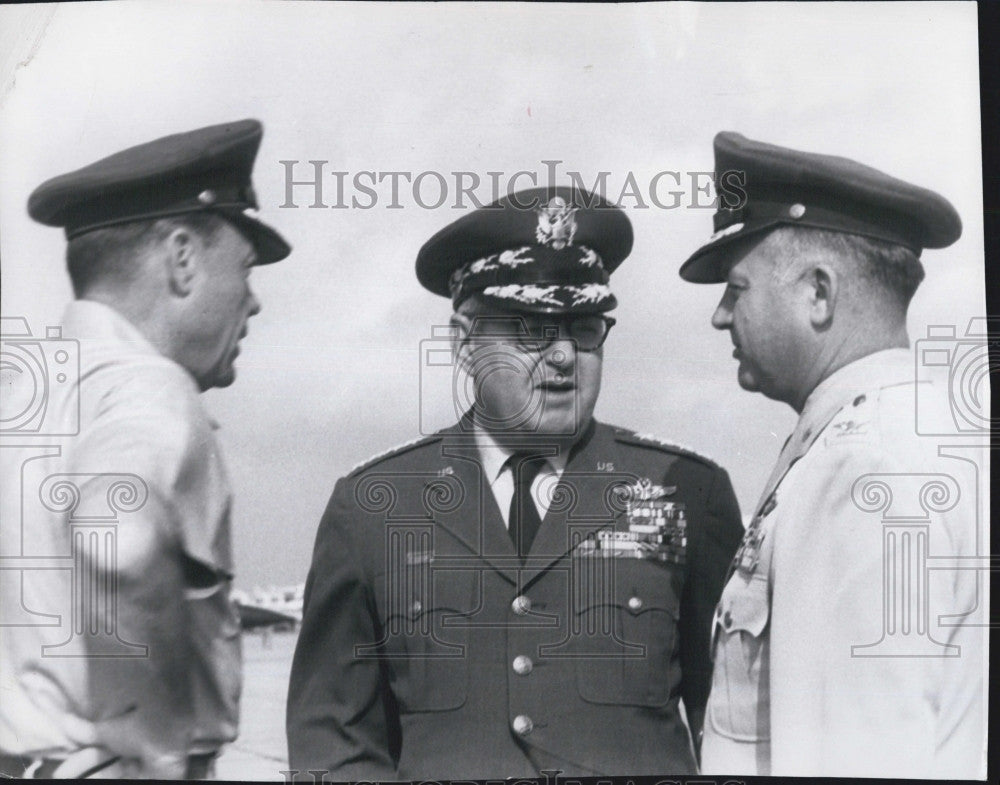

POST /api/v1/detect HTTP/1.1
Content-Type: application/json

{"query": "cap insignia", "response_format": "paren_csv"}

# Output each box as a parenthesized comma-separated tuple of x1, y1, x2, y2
(536, 196, 578, 249)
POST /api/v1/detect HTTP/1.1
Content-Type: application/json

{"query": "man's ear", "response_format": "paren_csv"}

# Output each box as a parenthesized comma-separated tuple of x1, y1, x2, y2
(164, 226, 200, 296)
(806, 263, 838, 329)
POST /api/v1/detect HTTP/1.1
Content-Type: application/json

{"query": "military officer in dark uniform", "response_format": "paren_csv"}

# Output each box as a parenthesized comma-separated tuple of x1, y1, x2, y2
(287, 187, 743, 779)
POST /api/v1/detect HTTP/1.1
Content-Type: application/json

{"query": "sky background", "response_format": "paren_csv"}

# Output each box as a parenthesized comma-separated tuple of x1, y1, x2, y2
(0, 1, 985, 591)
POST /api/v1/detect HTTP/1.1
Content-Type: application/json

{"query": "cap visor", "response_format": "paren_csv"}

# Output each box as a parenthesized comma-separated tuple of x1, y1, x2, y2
(679, 245, 728, 283)
(679, 223, 782, 283)
(225, 212, 291, 265)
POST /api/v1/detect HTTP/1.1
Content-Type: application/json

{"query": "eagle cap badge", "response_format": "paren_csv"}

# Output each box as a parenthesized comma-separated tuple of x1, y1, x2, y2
(536, 196, 578, 249)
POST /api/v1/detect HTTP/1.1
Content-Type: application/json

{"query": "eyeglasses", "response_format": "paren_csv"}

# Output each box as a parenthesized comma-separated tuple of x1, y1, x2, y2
(468, 314, 616, 352)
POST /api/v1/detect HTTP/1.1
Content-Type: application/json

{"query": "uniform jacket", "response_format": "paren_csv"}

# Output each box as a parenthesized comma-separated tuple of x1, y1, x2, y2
(0, 301, 240, 777)
(287, 418, 743, 779)
(702, 349, 987, 778)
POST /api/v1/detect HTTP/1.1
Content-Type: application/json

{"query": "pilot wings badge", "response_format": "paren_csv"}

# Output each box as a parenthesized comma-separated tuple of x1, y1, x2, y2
(575, 477, 687, 563)
(536, 196, 578, 249)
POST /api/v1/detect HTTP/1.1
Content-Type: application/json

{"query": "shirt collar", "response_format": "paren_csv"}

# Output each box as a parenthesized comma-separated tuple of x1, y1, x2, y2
(60, 300, 215, 425)
(472, 427, 569, 485)
(61, 299, 161, 356)
(795, 347, 914, 443)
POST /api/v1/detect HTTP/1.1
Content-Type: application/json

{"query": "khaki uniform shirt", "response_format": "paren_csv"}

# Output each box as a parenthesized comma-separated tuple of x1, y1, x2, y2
(702, 349, 987, 778)
(0, 301, 240, 776)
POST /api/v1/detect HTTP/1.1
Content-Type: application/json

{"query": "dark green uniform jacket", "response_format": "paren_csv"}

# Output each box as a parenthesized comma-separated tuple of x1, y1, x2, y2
(287, 419, 742, 779)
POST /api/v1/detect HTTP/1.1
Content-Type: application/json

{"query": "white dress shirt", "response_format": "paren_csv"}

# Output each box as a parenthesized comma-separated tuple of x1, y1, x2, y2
(472, 429, 568, 528)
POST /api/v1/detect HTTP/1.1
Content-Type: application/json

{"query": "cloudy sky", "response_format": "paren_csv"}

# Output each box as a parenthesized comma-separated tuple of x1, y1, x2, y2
(0, 1, 984, 590)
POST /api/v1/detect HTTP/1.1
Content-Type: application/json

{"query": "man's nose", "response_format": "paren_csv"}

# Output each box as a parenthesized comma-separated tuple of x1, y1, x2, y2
(248, 291, 262, 317)
(711, 301, 731, 331)
(542, 337, 577, 367)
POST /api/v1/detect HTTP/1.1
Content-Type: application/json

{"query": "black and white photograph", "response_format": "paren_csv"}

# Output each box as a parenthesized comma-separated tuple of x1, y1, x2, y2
(0, 1, 991, 781)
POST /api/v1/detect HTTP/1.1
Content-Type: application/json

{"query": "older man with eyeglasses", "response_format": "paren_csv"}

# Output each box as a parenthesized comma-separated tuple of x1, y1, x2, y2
(286, 187, 743, 779)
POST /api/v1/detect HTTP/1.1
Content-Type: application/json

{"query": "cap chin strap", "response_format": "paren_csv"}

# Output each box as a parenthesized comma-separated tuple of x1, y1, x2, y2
(712, 199, 922, 255)
(64, 184, 256, 240)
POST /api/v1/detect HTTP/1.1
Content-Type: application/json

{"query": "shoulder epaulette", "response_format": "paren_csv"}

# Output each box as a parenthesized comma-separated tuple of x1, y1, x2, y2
(612, 427, 721, 469)
(347, 433, 442, 477)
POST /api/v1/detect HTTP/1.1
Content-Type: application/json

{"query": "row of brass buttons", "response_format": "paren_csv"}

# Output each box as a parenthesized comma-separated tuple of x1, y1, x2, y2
(511, 595, 533, 736)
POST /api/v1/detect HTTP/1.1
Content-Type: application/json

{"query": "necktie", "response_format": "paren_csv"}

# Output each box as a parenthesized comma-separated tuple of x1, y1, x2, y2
(507, 455, 546, 560)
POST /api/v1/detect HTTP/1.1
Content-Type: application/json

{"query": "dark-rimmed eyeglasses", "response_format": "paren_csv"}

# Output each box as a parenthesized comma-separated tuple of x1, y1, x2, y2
(468, 314, 616, 353)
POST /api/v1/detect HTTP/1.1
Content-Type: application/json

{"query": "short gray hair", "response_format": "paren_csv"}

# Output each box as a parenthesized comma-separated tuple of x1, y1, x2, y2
(66, 212, 228, 297)
(768, 226, 925, 308)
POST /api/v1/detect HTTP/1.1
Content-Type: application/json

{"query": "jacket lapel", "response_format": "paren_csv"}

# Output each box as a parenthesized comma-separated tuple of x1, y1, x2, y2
(425, 432, 520, 586)
(425, 419, 634, 590)
(519, 422, 626, 588)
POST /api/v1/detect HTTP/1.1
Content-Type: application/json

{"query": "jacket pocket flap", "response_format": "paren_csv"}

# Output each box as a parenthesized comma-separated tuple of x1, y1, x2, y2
(576, 577, 680, 619)
(724, 579, 770, 637)
(385, 569, 477, 622)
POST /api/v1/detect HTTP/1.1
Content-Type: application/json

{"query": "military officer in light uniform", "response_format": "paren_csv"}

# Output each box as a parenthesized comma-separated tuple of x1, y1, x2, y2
(287, 187, 744, 778)
(681, 133, 986, 778)
(0, 121, 290, 777)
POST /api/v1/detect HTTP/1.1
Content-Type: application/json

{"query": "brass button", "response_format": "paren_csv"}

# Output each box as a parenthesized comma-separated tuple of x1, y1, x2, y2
(627, 596, 643, 611)
(411, 600, 422, 614)
(723, 610, 733, 629)
(789, 203, 806, 219)
(511, 595, 531, 616)
(197, 189, 217, 205)
(512, 655, 533, 675)
(512, 714, 533, 736)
